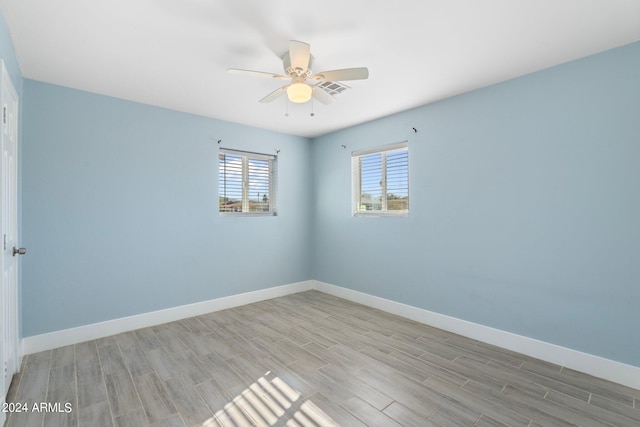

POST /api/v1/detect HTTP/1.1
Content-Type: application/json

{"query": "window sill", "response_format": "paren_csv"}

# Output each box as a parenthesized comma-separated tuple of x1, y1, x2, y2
(219, 212, 278, 217)
(353, 211, 408, 218)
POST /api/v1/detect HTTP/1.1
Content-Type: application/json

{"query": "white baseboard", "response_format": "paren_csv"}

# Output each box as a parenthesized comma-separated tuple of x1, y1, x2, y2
(311, 280, 640, 391)
(22, 280, 313, 355)
(20, 279, 639, 390)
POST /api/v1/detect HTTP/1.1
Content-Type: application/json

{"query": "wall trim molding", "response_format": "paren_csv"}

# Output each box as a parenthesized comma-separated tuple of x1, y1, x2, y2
(311, 280, 640, 391)
(22, 280, 313, 355)
(21, 279, 639, 390)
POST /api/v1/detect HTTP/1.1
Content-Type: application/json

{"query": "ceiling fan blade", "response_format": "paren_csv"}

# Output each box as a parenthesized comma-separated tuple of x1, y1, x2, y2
(311, 67, 369, 82)
(227, 68, 288, 80)
(312, 86, 335, 105)
(259, 85, 289, 103)
(289, 40, 311, 72)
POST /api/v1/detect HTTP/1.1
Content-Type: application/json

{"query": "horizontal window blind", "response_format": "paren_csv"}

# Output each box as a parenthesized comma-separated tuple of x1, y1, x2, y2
(247, 157, 271, 213)
(219, 148, 277, 215)
(385, 149, 409, 211)
(359, 152, 383, 211)
(352, 142, 408, 215)
(218, 151, 243, 213)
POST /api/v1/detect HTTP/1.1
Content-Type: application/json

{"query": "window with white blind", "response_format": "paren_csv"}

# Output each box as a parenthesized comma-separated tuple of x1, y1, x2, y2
(352, 142, 408, 216)
(218, 148, 277, 215)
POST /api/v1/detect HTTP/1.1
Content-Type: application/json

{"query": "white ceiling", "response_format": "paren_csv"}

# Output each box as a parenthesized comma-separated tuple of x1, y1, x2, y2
(1, 1, 639, 138)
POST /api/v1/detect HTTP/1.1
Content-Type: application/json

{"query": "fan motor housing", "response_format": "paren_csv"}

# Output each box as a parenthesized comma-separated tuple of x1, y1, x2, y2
(282, 52, 314, 78)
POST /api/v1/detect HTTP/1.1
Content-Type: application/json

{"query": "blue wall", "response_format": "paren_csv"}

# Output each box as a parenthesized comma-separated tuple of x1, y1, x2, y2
(22, 81, 312, 336)
(312, 42, 640, 366)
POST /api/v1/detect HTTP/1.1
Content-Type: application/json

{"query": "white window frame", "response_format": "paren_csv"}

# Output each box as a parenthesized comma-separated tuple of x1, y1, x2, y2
(352, 141, 409, 217)
(219, 148, 277, 216)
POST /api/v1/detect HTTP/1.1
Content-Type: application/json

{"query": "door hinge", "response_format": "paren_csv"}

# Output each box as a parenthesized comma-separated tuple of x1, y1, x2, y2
(3, 234, 5, 251)
(2, 106, 6, 125)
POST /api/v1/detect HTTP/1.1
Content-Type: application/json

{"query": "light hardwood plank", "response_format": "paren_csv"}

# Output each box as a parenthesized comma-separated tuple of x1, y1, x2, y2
(113, 408, 149, 427)
(98, 344, 127, 376)
(78, 401, 114, 427)
(341, 396, 402, 426)
(164, 376, 213, 427)
(104, 372, 143, 417)
(133, 372, 177, 424)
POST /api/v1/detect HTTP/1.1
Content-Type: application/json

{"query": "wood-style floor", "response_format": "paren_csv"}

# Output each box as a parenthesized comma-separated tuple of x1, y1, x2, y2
(4, 291, 640, 427)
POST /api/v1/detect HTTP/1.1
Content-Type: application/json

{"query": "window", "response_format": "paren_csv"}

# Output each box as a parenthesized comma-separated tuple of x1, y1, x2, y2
(352, 142, 408, 216)
(219, 148, 277, 215)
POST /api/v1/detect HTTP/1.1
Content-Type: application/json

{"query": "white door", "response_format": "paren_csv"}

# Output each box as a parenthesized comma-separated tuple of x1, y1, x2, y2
(0, 60, 20, 410)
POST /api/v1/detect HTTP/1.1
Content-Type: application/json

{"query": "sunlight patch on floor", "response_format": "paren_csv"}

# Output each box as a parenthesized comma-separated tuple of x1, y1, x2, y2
(200, 370, 339, 427)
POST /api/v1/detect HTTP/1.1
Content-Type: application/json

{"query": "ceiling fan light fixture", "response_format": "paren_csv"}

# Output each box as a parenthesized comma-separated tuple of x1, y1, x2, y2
(287, 82, 312, 103)
(228, 40, 368, 105)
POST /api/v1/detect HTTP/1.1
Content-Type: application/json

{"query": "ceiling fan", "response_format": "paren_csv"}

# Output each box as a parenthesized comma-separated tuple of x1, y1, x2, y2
(227, 40, 369, 105)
